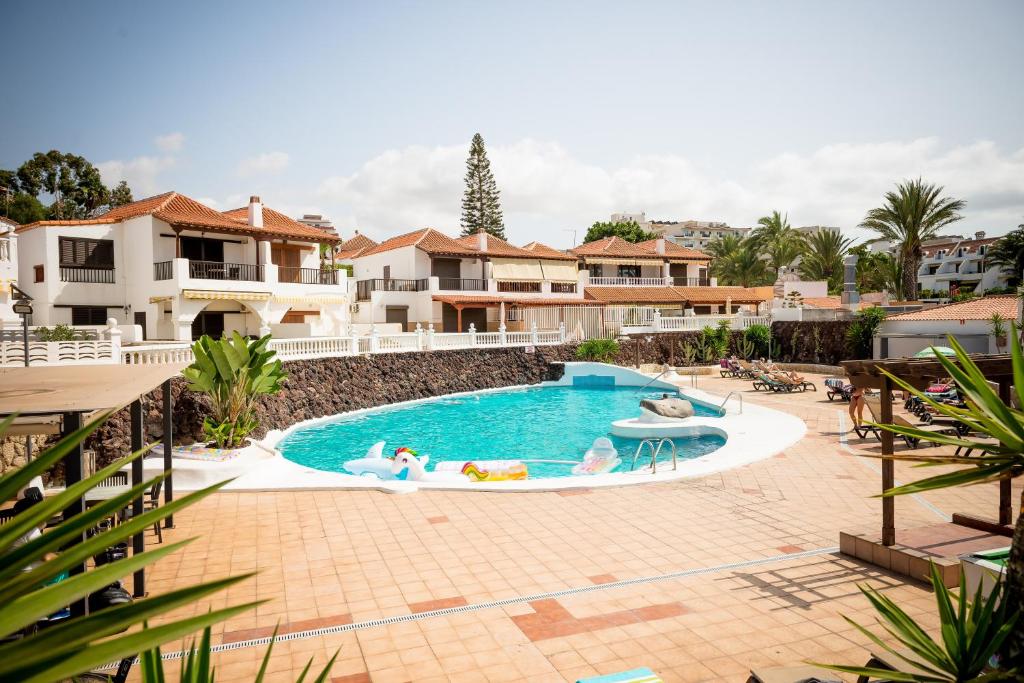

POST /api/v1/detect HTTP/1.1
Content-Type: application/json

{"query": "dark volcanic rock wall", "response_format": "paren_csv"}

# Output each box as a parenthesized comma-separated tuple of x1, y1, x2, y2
(82, 345, 576, 469)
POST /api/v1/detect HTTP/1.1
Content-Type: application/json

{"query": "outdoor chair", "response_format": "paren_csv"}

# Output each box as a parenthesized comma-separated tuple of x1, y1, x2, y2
(747, 664, 841, 683)
(864, 395, 958, 448)
(856, 648, 936, 683)
(777, 373, 816, 392)
(955, 436, 1000, 457)
(735, 360, 757, 379)
(719, 358, 735, 377)
(824, 378, 852, 401)
(120, 480, 163, 543)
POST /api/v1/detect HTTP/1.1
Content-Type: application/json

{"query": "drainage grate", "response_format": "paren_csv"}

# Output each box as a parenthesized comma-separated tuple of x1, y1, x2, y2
(93, 545, 839, 670)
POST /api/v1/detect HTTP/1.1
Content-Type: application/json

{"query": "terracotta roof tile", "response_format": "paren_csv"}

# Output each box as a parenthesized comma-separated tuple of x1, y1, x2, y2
(360, 228, 479, 258)
(454, 232, 538, 258)
(634, 238, 710, 261)
(886, 295, 1020, 321)
(571, 236, 663, 259)
(433, 294, 590, 306)
(801, 296, 843, 309)
(335, 233, 378, 258)
(584, 285, 771, 305)
(521, 241, 577, 261)
(20, 191, 341, 243)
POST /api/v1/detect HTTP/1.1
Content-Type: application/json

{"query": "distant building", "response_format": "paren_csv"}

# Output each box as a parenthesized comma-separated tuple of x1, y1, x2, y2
(296, 213, 337, 236)
(654, 220, 751, 251)
(0, 216, 19, 324)
(797, 225, 840, 236)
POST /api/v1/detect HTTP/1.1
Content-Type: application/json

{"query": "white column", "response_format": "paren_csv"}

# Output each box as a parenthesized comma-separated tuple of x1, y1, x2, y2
(415, 322, 424, 350)
(530, 321, 539, 345)
(349, 328, 359, 355)
(468, 323, 477, 347)
(499, 321, 508, 346)
(652, 310, 662, 332)
(426, 323, 435, 350)
(559, 322, 566, 343)
(106, 318, 122, 363)
(369, 324, 379, 353)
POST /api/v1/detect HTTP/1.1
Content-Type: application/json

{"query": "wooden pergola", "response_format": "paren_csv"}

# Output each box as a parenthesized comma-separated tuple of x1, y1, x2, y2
(840, 353, 1015, 546)
(0, 364, 185, 615)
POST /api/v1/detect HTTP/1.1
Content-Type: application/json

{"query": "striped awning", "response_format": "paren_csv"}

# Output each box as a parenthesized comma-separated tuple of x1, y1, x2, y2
(148, 296, 174, 304)
(182, 289, 271, 301)
(271, 294, 349, 305)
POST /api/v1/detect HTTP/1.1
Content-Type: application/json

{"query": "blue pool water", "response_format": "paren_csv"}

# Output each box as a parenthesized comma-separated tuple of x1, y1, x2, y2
(279, 385, 726, 479)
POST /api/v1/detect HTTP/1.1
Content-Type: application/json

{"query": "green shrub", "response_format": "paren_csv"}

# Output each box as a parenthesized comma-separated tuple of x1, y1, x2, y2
(576, 338, 620, 363)
(743, 324, 771, 357)
(845, 307, 886, 358)
(35, 324, 85, 342)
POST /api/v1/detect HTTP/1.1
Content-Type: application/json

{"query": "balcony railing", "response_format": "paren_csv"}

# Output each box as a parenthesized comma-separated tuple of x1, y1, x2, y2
(153, 261, 173, 281)
(672, 277, 711, 287)
(189, 260, 264, 282)
(589, 277, 664, 286)
(278, 267, 342, 285)
(497, 280, 542, 293)
(437, 277, 487, 291)
(60, 265, 115, 284)
(550, 282, 577, 293)
(356, 278, 428, 301)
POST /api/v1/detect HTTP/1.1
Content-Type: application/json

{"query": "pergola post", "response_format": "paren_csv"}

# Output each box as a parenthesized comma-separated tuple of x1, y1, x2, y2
(130, 399, 146, 597)
(998, 380, 1013, 526)
(162, 379, 174, 528)
(456, 305, 463, 332)
(879, 375, 895, 546)
(61, 411, 88, 618)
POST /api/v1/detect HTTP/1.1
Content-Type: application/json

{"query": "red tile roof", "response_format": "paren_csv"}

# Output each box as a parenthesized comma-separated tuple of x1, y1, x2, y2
(19, 192, 341, 243)
(886, 295, 1020, 321)
(571, 236, 663, 259)
(335, 233, 378, 259)
(521, 241, 577, 261)
(433, 294, 591, 306)
(585, 285, 771, 305)
(454, 232, 538, 258)
(634, 239, 710, 261)
(360, 228, 479, 257)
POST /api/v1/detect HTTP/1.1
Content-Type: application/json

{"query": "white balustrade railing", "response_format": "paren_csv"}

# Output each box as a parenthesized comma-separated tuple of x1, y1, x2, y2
(589, 277, 667, 286)
(1, 339, 117, 366)
(655, 313, 771, 332)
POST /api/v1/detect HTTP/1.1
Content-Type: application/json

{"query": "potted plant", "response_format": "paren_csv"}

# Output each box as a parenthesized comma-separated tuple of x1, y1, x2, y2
(991, 312, 1008, 352)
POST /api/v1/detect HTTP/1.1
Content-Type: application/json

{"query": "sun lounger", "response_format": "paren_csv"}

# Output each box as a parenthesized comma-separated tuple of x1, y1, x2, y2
(720, 359, 736, 377)
(863, 395, 958, 448)
(776, 373, 816, 391)
(856, 647, 936, 683)
(747, 664, 841, 683)
(824, 378, 852, 401)
(577, 667, 662, 683)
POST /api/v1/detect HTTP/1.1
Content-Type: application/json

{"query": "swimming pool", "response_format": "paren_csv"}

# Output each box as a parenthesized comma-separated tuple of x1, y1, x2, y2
(278, 385, 726, 480)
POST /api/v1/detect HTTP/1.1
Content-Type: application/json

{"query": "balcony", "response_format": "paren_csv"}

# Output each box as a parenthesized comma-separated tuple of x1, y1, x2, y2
(356, 278, 428, 301)
(672, 277, 711, 287)
(278, 267, 342, 285)
(437, 277, 487, 291)
(60, 265, 115, 284)
(589, 277, 665, 286)
(550, 282, 576, 293)
(497, 280, 542, 293)
(188, 260, 264, 282)
(154, 261, 173, 281)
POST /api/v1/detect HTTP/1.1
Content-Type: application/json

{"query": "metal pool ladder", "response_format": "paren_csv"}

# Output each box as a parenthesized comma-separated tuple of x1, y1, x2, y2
(630, 438, 677, 474)
(719, 391, 743, 415)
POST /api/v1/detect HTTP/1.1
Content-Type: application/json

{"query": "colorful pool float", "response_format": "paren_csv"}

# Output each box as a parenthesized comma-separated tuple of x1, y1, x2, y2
(460, 461, 529, 481)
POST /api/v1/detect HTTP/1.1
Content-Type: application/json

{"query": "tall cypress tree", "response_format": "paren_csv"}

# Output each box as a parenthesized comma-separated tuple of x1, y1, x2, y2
(460, 133, 506, 238)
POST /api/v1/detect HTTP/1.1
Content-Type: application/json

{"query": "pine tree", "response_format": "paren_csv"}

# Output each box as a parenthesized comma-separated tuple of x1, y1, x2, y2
(109, 180, 134, 208)
(460, 133, 506, 238)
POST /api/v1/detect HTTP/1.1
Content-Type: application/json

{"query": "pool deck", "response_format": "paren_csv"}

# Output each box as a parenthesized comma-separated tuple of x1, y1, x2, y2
(136, 371, 1020, 682)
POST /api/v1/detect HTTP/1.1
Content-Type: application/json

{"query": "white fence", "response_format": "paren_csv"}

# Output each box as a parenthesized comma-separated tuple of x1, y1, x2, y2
(655, 313, 771, 332)
(120, 322, 568, 365)
(0, 339, 118, 366)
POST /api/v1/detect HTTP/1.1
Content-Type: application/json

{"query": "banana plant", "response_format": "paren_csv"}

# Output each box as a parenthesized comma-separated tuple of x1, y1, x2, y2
(183, 333, 287, 448)
(0, 414, 255, 682)
(815, 564, 1017, 681)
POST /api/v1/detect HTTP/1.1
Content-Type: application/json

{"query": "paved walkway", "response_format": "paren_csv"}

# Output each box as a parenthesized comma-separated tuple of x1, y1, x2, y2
(137, 372, 1018, 682)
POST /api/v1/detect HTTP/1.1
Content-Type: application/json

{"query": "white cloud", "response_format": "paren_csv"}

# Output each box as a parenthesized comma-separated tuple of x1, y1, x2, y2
(236, 152, 290, 177)
(154, 132, 185, 152)
(97, 155, 176, 196)
(317, 138, 1024, 248)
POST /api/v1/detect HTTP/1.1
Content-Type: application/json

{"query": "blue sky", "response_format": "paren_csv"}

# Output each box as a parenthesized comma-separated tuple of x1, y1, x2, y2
(2, 0, 1022, 246)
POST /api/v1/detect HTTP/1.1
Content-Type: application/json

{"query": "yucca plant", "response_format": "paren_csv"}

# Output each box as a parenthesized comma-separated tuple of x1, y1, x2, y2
(183, 333, 287, 448)
(815, 564, 1017, 681)
(0, 414, 257, 682)
(829, 323, 1024, 674)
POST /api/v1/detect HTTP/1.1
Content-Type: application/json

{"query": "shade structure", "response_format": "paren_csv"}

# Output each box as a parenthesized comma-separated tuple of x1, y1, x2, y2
(914, 346, 957, 358)
(490, 258, 545, 280)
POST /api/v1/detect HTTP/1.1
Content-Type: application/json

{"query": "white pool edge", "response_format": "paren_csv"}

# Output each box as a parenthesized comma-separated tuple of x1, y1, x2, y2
(164, 362, 806, 493)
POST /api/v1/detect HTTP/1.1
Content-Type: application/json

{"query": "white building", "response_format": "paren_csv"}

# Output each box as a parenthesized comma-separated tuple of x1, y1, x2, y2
(916, 232, 1008, 296)
(654, 220, 751, 250)
(874, 295, 1021, 358)
(351, 228, 584, 332)
(0, 217, 18, 324)
(14, 193, 348, 341)
(296, 213, 337, 236)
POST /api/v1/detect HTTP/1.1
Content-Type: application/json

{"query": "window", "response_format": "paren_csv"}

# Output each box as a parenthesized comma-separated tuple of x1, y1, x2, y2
(33, 265, 44, 283)
(71, 306, 108, 325)
(978, 245, 987, 255)
(383, 265, 391, 279)
(588, 264, 602, 278)
(617, 265, 641, 278)
(59, 237, 114, 268)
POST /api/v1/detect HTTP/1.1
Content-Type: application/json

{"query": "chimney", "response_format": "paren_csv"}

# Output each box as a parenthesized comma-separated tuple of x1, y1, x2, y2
(477, 228, 487, 252)
(975, 230, 985, 240)
(655, 237, 665, 255)
(247, 196, 263, 228)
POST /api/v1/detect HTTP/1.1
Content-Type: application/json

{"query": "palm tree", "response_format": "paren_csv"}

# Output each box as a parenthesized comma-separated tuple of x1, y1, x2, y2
(799, 229, 853, 293)
(878, 253, 905, 300)
(706, 235, 770, 287)
(859, 178, 965, 300)
(986, 223, 1024, 288)
(751, 210, 806, 276)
